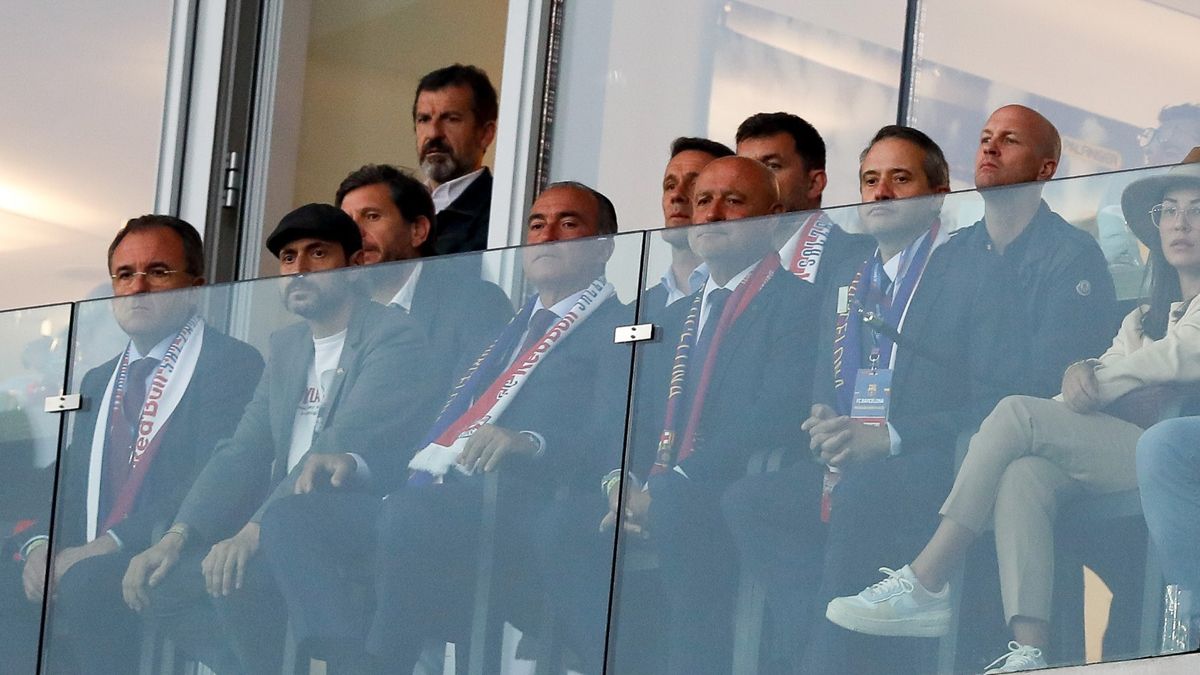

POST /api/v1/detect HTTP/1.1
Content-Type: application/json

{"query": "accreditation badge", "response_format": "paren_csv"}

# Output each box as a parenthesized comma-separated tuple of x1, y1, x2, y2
(850, 368, 892, 426)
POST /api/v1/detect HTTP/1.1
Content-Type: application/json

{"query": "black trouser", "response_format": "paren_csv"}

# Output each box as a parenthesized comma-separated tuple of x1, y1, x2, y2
(641, 473, 739, 675)
(0, 556, 43, 674)
(721, 460, 827, 672)
(366, 474, 543, 672)
(260, 491, 381, 663)
(533, 492, 615, 675)
(145, 544, 284, 674)
(799, 452, 951, 675)
(44, 549, 142, 674)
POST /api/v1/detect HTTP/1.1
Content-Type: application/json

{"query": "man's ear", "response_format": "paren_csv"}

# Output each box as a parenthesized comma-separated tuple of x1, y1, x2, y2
(411, 216, 432, 250)
(1037, 158, 1058, 181)
(349, 249, 366, 266)
(190, 276, 207, 287)
(479, 119, 498, 153)
(806, 169, 828, 202)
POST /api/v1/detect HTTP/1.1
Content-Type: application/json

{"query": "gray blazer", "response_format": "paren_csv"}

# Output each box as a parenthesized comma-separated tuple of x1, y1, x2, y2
(174, 298, 436, 543)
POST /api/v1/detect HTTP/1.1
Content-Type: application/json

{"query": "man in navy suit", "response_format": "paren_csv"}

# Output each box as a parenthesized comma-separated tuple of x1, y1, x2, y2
(578, 156, 821, 675)
(336, 163, 513, 395)
(260, 182, 634, 673)
(736, 112, 875, 294)
(642, 137, 734, 317)
(0, 216, 263, 674)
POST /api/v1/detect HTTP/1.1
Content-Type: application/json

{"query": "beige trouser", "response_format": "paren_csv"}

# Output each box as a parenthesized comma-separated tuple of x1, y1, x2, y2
(939, 395, 1144, 623)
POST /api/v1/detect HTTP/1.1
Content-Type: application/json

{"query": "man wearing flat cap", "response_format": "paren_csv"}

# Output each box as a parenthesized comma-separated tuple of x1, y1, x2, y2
(121, 203, 436, 673)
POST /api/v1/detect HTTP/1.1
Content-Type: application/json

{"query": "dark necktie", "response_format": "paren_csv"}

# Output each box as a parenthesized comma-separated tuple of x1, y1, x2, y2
(122, 357, 160, 427)
(684, 288, 732, 407)
(518, 309, 558, 356)
(101, 356, 159, 525)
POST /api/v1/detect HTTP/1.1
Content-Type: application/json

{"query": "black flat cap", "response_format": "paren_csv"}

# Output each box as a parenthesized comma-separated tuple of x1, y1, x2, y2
(266, 203, 363, 258)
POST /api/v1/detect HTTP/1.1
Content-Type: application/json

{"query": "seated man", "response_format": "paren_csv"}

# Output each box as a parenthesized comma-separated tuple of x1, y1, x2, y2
(735, 112, 875, 290)
(0, 216, 263, 674)
(817, 108, 1117, 674)
(336, 163, 513, 392)
(260, 182, 632, 673)
(121, 204, 436, 673)
(587, 156, 822, 675)
(642, 136, 733, 317)
(724, 127, 970, 674)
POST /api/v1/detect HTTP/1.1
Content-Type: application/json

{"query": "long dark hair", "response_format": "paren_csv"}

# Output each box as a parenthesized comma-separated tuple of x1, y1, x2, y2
(1140, 239, 1183, 340)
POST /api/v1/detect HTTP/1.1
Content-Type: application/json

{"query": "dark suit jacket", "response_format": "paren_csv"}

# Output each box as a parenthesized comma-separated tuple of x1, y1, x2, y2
(812, 228, 1052, 462)
(174, 299, 437, 543)
(433, 169, 493, 256)
(632, 268, 821, 488)
(47, 327, 263, 552)
(814, 225, 876, 294)
(409, 257, 513, 398)
(393, 294, 634, 494)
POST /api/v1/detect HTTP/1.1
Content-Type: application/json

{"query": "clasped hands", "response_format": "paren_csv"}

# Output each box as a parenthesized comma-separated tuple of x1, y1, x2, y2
(801, 404, 891, 468)
(600, 474, 651, 536)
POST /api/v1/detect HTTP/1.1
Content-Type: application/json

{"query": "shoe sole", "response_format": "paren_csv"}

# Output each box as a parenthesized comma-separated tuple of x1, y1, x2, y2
(825, 602, 951, 638)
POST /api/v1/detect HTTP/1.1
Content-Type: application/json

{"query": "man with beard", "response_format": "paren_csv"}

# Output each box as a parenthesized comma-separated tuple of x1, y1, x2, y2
(413, 64, 499, 256)
(642, 137, 733, 316)
(336, 163, 513, 396)
(0, 216, 263, 675)
(121, 204, 435, 674)
(259, 182, 632, 674)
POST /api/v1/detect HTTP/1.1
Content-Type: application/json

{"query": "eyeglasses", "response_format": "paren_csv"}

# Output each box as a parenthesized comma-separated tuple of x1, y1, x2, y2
(110, 268, 188, 288)
(1150, 203, 1200, 229)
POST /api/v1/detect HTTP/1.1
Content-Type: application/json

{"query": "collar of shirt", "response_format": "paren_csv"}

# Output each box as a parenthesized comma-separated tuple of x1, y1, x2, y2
(697, 262, 757, 338)
(430, 168, 486, 213)
(127, 326, 180, 362)
(533, 284, 591, 319)
(386, 260, 424, 312)
(660, 262, 709, 306)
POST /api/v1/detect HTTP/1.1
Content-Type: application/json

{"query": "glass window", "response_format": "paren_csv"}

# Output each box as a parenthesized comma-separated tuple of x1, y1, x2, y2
(0, 3, 174, 310)
(549, 0, 906, 232)
(911, 0, 1200, 189)
(0, 303, 72, 673)
(244, 0, 511, 279)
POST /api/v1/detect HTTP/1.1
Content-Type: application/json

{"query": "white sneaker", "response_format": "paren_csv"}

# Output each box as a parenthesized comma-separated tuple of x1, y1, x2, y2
(825, 565, 951, 637)
(983, 641, 1048, 673)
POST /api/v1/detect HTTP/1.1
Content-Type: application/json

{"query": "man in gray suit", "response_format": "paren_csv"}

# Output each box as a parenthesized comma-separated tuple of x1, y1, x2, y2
(121, 203, 436, 673)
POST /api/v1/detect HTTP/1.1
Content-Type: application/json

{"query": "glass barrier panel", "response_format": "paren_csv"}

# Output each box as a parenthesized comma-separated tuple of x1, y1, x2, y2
(0, 303, 72, 675)
(38, 233, 644, 674)
(910, 0, 1200, 189)
(550, 0, 906, 232)
(610, 162, 1200, 674)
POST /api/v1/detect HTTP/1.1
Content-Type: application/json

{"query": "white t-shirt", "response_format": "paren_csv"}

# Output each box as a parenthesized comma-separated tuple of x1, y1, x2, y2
(286, 329, 347, 472)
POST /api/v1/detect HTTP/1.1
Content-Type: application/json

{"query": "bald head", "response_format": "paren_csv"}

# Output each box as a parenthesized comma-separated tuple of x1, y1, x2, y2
(976, 105, 1061, 188)
(691, 156, 783, 224)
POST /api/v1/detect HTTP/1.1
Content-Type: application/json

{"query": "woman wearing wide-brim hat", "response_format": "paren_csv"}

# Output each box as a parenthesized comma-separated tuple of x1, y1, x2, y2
(1132, 151, 1200, 644)
(826, 152, 1200, 673)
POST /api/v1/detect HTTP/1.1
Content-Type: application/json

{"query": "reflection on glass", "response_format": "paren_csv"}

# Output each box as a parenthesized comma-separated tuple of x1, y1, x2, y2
(551, 0, 905, 232)
(612, 164, 1195, 674)
(0, 304, 71, 675)
(0, 2, 173, 310)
